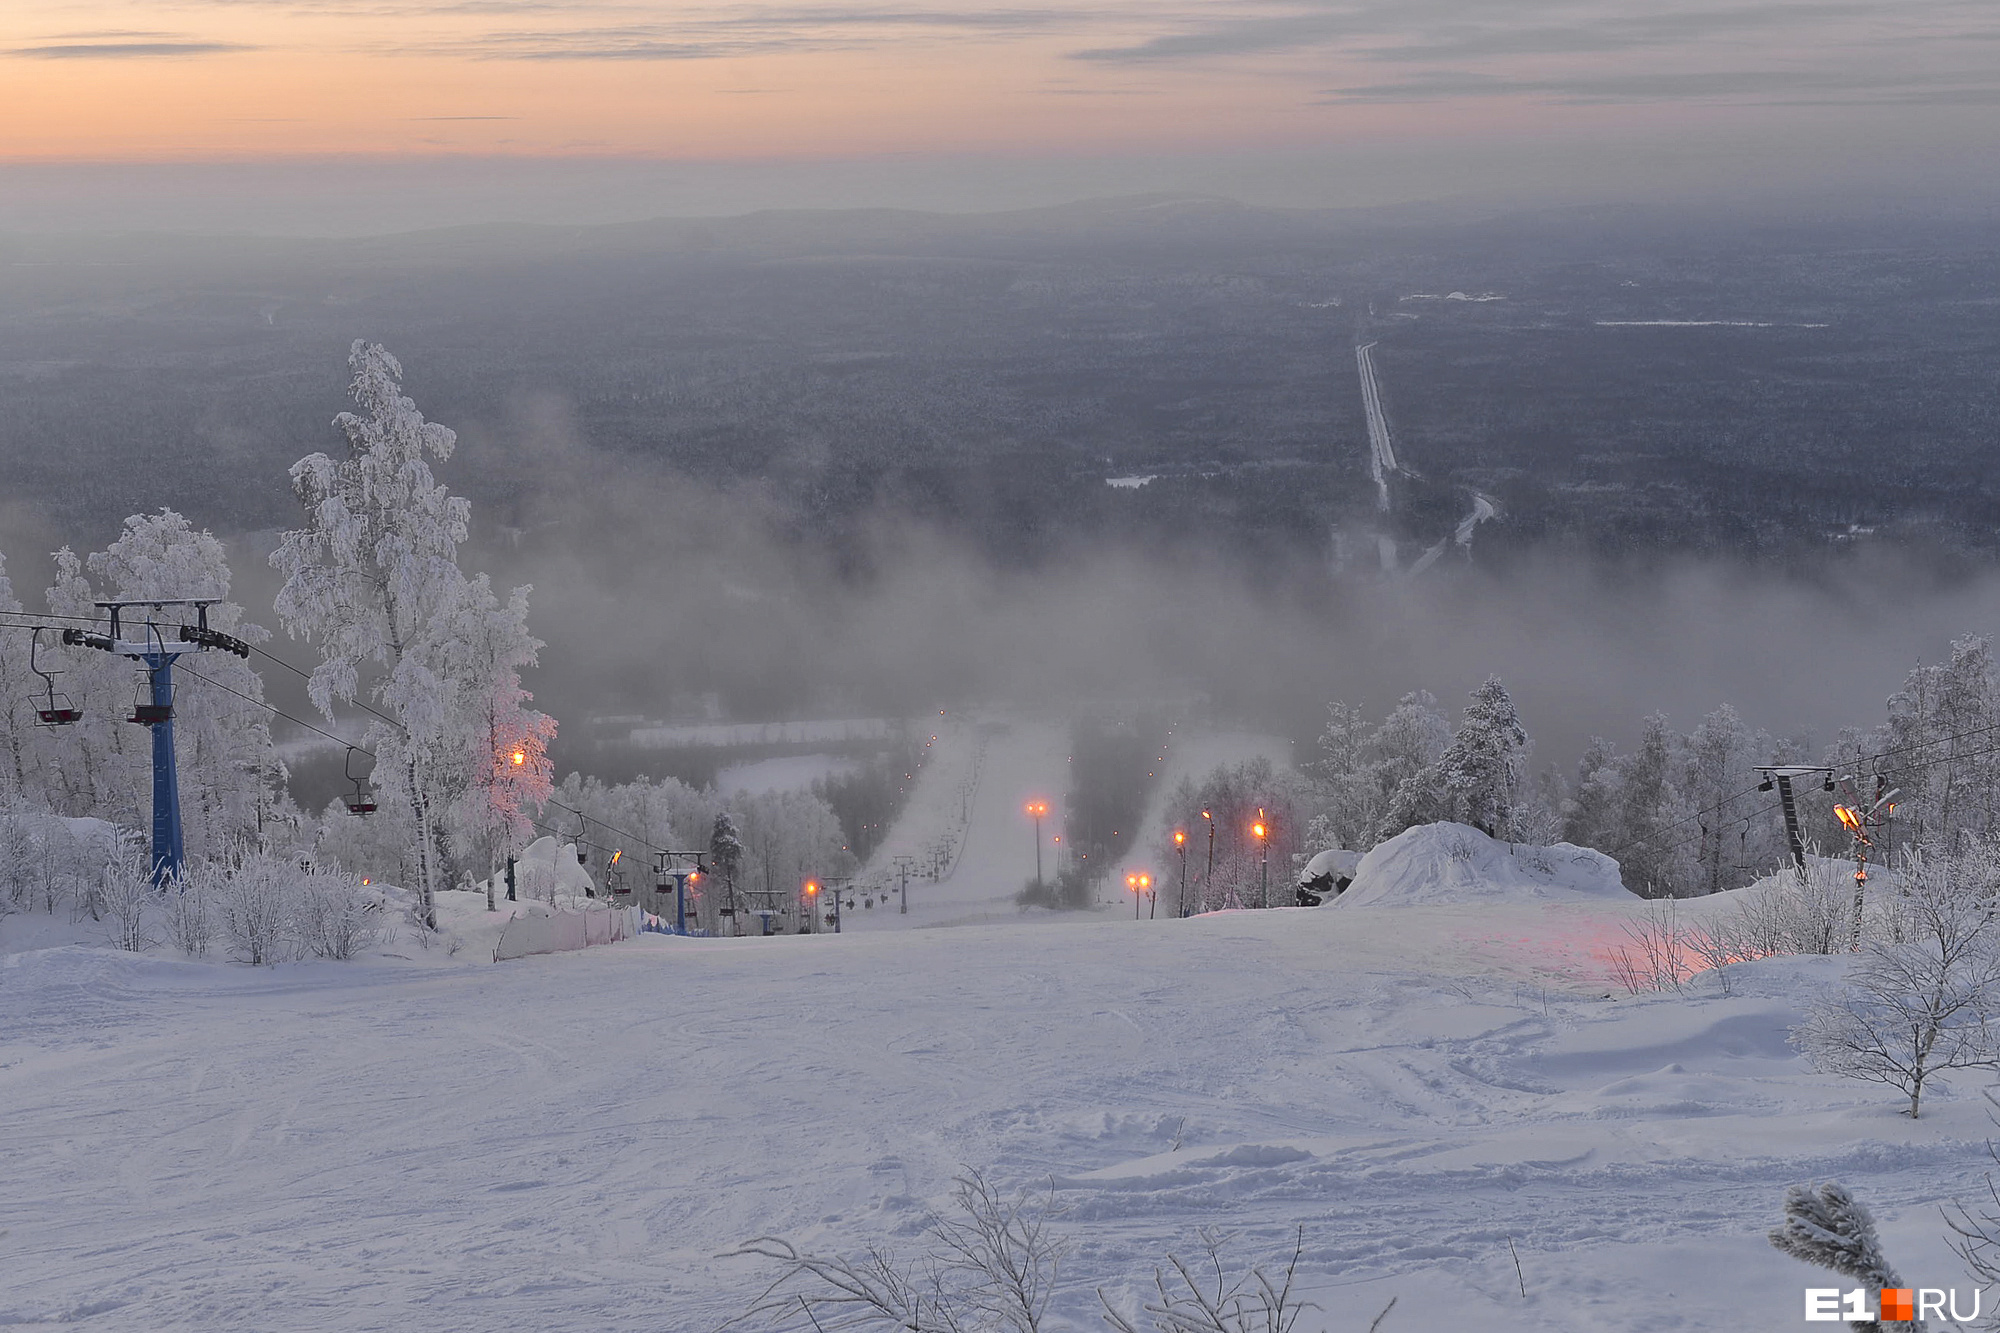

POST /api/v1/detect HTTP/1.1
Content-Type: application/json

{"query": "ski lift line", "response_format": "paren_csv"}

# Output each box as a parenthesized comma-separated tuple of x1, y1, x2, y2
(1610, 732, 2000, 863)
(2, 616, 674, 863)
(168, 653, 672, 858)
(21, 621, 666, 855)
(0, 612, 409, 735)
(1598, 779, 1773, 860)
(171, 662, 624, 858)
(174, 660, 372, 757)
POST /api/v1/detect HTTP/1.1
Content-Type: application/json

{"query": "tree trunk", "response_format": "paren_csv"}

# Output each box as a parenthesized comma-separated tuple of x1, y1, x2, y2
(408, 753, 436, 930)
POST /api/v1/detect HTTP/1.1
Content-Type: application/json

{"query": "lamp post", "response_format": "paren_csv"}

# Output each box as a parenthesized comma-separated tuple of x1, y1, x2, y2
(803, 878, 821, 933)
(1252, 808, 1269, 910)
(1125, 871, 1152, 919)
(1202, 808, 1215, 911)
(1025, 801, 1049, 890)
(1173, 829, 1188, 918)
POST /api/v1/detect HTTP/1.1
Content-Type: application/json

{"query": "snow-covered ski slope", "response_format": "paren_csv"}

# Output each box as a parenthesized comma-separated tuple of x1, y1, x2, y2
(847, 717, 1289, 928)
(3, 889, 1988, 1331)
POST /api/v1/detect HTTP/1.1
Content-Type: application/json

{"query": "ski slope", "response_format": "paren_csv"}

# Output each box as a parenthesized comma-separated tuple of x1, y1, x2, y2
(4, 883, 1990, 1331)
(846, 716, 1070, 930)
(1356, 341, 1399, 511)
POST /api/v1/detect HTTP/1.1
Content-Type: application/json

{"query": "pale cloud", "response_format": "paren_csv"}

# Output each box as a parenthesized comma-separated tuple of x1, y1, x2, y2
(11, 39, 258, 56)
(1319, 66, 2000, 105)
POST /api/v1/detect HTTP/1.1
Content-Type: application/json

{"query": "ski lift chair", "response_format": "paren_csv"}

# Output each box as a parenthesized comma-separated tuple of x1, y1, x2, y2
(125, 625, 174, 726)
(342, 746, 378, 815)
(127, 678, 172, 726)
(28, 628, 80, 726)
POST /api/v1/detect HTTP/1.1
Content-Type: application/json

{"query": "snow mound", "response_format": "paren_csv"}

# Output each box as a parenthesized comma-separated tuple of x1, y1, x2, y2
(1338, 822, 1633, 907)
(1297, 848, 1362, 885)
(469, 835, 596, 901)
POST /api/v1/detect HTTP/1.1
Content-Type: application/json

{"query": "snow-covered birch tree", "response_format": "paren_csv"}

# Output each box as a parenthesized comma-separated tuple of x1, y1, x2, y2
(271, 340, 474, 928)
(437, 574, 556, 885)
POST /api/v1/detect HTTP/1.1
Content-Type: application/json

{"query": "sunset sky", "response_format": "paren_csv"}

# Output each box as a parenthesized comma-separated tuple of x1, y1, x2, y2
(4, 1, 1997, 227)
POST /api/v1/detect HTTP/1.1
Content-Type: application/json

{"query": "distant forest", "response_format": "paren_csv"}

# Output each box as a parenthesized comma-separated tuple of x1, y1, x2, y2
(5, 198, 1999, 581)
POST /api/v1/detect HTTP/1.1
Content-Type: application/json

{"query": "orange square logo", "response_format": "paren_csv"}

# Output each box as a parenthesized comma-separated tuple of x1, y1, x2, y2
(1880, 1289, 1915, 1322)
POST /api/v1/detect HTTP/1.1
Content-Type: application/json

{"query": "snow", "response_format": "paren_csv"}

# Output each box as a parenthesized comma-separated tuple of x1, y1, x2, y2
(1339, 821, 1636, 907)
(7, 768, 1994, 1330)
(468, 834, 597, 901)
(5, 889, 1990, 1332)
(715, 752, 858, 795)
(1298, 846, 1362, 883)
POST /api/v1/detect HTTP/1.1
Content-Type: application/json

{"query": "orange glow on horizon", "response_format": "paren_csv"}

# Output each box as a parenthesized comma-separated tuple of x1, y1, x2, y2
(0, 1, 1369, 163)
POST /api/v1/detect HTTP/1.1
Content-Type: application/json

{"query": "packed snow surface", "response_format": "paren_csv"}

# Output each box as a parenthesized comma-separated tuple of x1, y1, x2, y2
(1339, 822, 1636, 907)
(4, 870, 1989, 1331)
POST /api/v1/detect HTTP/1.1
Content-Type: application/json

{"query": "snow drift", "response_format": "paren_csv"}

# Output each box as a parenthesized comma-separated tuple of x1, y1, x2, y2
(1338, 821, 1634, 906)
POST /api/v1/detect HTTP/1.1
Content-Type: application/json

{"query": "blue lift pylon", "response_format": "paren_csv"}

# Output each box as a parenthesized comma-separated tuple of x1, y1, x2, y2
(67, 600, 250, 884)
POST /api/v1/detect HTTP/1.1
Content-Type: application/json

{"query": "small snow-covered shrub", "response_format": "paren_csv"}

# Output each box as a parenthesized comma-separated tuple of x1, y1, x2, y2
(161, 867, 214, 956)
(1604, 901, 1695, 996)
(295, 871, 381, 960)
(97, 839, 155, 953)
(730, 1170, 1395, 1333)
(213, 854, 295, 966)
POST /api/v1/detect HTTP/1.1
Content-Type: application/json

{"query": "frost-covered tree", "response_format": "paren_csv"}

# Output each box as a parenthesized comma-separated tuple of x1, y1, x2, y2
(271, 341, 495, 928)
(434, 574, 556, 887)
(1303, 692, 1449, 853)
(34, 548, 151, 825)
(1794, 841, 2000, 1117)
(1378, 678, 1528, 843)
(1880, 636, 2000, 847)
(1158, 757, 1303, 912)
(1609, 714, 1694, 897)
(87, 510, 280, 860)
(1682, 705, 1754, 896)
(710, 810, 744, 919)
(735, 787, 853, 925)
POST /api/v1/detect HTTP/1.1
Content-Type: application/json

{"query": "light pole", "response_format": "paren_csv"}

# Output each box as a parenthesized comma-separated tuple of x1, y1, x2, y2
(1126, 871, 1152, 919)
(1252, 808, 1269, 910)
(1025, 801, 1049, 890)
(803, 878, 820, 933)
(1202, 808, 1215, 912)
(1173, 829, 1188, 917)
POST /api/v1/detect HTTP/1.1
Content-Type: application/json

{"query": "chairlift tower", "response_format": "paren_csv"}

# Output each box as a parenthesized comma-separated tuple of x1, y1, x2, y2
(65, 600, 249, 884)
(1754, 765, 1837, 873)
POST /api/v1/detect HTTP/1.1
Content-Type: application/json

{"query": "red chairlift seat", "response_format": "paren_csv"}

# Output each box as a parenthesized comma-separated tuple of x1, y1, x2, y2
(129, 703, 172, 726)
(343, 796, 379, 815)
(35, 695, 81, 726)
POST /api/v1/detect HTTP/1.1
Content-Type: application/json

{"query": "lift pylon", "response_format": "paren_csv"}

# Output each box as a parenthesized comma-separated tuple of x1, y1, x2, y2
(66, 599, 249, 884)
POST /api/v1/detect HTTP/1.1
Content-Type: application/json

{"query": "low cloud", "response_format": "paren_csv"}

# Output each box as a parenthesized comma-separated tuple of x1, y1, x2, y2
(11, 40, 259, 58)
(1318, 67, 2000, 105)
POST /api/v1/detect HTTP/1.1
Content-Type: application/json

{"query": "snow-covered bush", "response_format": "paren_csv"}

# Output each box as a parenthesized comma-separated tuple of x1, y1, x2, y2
(730, 1171, 1395, 1333)
(97, 839, 155, 953)
(294, 871, 381, 960)
(1604, 901, 1692, 996)
(1792, 845, 2000, 1117)
(161, 867, 213, 956)
(211, 855, 296, 966)
(193, 854, 381, 965)
(0, 808, 93, 917)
